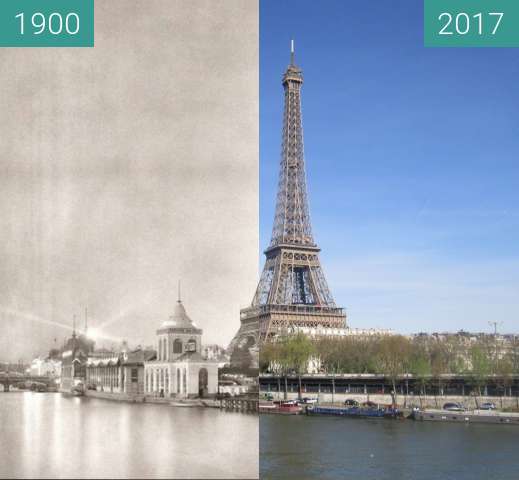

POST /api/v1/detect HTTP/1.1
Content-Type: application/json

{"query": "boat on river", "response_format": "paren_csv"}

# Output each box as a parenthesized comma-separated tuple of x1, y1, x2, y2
(413, 409, 519, 425)
(71, 387, 84, 396)
(259, 400, 302, 415)
(306, 405, 402, 419)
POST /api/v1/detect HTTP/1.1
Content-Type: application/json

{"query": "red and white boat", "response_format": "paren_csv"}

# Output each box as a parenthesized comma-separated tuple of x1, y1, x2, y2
(259, 400, 302, 415)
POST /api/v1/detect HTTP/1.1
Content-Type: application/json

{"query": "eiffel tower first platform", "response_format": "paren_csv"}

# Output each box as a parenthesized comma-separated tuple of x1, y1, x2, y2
(229, 42, 346, 368)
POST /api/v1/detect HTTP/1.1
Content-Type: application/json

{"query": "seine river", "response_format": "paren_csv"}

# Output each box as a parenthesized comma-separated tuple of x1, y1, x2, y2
(0, 392, 258, 479)
(261, 414, 519, 480)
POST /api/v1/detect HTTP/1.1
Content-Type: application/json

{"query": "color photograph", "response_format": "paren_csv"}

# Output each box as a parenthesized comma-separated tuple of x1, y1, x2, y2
(258, 1, 519, 479)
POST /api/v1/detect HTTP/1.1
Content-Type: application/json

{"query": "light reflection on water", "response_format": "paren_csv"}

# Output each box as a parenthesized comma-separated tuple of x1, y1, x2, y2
(1, 392, 258, 479)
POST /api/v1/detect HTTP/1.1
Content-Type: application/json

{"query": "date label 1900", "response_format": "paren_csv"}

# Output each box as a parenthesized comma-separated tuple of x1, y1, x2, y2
(0, 0, 94, 47)
(424, 0, 519, 47)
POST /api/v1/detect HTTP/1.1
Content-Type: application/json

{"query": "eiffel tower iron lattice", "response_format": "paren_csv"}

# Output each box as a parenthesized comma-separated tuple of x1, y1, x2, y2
(229, 42, 346, 367)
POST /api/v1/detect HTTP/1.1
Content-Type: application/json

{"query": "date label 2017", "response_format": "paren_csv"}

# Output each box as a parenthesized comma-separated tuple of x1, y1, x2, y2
(0, 0, 93, 47)
(425, 0, 519, 47)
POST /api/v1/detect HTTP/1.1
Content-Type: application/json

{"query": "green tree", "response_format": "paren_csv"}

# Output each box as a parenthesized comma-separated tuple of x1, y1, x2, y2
(262, 333, 316, 400)
(409, 351, 431, 408)
(429, 340, 449, 405)
(284, 333, 315, 399)
(313, 336, 380, 374)
(469, 345, 492, 408)
(375, 335, 411, 408)
(259, 341, 278, 373)
(495, 355, 514, 408)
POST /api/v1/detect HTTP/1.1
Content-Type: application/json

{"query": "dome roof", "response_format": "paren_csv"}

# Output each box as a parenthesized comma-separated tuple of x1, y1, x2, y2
(161, 300, 199, 330)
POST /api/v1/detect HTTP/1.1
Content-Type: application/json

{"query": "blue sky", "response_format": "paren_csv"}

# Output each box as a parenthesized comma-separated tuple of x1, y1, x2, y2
(260, 0, 519, 334)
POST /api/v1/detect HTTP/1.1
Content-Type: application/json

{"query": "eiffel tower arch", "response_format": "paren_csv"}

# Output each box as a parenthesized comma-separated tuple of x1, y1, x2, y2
(229, 42, 346, 368)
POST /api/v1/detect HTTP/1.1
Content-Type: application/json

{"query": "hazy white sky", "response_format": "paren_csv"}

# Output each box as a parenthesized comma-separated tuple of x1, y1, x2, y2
(0, 1, 259, 362)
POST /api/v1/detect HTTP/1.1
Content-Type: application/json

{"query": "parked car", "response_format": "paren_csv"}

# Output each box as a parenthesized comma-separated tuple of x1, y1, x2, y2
(480, 402, 496, 410)
(301, 397, 317, 404)
(442, 402, 465, 412)
(344, 399, 360, 407)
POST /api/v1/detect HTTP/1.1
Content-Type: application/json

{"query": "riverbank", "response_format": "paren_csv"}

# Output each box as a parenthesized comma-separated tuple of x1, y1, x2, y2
(84, 389, 221, 407)
(261, 390, 519, 411)
(83, 389, 258, 411)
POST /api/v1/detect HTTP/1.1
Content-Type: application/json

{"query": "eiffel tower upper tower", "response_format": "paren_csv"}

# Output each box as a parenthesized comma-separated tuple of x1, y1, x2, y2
(230, 42, 346, 366)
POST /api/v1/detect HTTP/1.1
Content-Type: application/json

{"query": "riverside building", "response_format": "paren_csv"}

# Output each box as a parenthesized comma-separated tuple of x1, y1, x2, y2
(60, 328, 95, 392)
(85, 348, 155, 396)
(144, 297, 218, 398)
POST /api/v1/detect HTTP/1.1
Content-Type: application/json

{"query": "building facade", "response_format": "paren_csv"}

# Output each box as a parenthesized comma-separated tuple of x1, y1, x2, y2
(60, 331, 95, 392)
(85, 348, 155, 396)
(144, 298, 218, 398)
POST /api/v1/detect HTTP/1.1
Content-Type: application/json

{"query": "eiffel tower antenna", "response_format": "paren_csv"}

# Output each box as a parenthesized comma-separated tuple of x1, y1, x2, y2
(290, 39, 295, 65)
(178, 280, 181, 303)
(84, 307, 88, 334)
(72, 314, 77, 338)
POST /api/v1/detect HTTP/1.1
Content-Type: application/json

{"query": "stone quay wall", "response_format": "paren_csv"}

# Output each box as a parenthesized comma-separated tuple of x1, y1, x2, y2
(262, 390, 519, 410)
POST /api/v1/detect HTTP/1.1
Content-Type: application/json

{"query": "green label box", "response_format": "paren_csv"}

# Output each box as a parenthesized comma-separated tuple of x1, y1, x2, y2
(425, 0, 519, 47)
(0, 0, 94, 47)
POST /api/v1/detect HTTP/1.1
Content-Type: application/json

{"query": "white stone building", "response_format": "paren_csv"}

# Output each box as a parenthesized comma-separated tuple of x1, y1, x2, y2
(144, 298, 218, 398)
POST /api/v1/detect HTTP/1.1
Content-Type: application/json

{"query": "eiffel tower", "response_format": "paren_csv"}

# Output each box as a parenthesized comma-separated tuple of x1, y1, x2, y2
(230, 42, 346, 366)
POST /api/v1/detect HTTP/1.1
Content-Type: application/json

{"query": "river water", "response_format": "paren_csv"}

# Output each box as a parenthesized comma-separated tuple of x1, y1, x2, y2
(0, 392, 258, 479)
(260, 414, 519, 480)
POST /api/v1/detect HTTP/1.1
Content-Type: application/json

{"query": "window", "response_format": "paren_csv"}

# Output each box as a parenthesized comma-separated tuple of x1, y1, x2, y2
(131, 368, 138, 383)
(173, 339, 183, 354)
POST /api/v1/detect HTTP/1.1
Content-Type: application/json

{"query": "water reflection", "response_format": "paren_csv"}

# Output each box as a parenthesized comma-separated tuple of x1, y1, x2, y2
(1, 392, 258, 479)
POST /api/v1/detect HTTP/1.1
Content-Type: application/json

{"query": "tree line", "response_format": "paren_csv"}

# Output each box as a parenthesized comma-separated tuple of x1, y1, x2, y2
(260, 333, 519, 402)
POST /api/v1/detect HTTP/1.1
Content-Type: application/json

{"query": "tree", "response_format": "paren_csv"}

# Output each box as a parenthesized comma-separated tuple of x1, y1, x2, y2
(495, 355, 514, 408)
(508, 336, 519, 375)
(469, 345, 492, 408)
(409, 351, 431, 408)
(259, 342, 278, 373)
(284, 333, 315, 399)
(313, 337, 346, 373)
(313, 336, 380, 374)
(375, 335, 411, 408)
(429, 340, 449, 406)
(260, 333, 316, 400)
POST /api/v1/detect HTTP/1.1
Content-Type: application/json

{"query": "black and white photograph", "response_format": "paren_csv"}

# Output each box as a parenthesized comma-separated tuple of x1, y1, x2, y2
(0, 1, 259, 479)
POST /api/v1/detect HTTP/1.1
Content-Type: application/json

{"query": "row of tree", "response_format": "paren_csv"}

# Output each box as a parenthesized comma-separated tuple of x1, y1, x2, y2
(260, 333, 519, 401)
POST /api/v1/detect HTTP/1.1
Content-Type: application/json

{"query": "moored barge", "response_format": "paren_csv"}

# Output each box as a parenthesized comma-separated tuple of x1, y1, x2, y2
(306, 405, 402, 419)
(413, 409, 519, 425)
